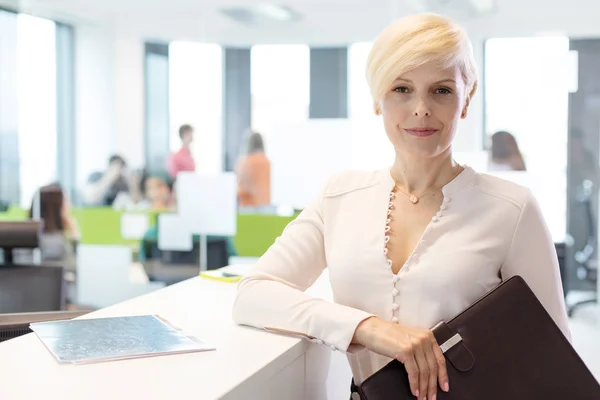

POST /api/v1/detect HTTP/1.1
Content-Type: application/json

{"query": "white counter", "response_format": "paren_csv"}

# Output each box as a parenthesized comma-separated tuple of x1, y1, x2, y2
(0, 274, 352, 400)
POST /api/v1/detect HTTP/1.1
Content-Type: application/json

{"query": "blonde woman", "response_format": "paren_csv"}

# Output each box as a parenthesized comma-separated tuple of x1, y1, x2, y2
(233, 13, 570, 400)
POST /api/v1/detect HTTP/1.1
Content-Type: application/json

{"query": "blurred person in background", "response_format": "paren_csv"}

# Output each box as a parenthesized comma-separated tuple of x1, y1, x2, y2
(167, 124, 196, 179)
(236, 131, 271, 207)
(83, 155, 142, 206)
(488, 130, 527, 171)
(28, 183, 79, 270)
(138, 170, 176, 211)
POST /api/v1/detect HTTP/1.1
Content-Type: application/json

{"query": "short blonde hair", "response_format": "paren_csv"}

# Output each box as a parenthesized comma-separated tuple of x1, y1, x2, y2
(366, 13, 478, 112)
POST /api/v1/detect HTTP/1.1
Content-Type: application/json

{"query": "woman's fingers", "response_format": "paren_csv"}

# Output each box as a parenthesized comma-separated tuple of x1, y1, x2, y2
(423, 334, 441, 400)
(401, 353, 421, 398)
(431, 338, 449, 393)
(412, 338, 430, 400)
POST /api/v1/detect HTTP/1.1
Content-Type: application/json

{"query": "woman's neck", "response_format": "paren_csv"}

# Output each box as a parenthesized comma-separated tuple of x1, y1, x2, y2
(390, 149, 460, 194)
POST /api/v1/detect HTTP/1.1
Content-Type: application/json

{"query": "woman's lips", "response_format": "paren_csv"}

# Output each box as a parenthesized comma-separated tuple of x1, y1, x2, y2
(405, 128, 439, 137)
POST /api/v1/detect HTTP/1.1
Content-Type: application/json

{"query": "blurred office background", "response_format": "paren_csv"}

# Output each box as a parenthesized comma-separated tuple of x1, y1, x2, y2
(0, 0, 598, 376)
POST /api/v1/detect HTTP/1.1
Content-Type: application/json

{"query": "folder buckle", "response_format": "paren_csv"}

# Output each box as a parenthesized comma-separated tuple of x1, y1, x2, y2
(439, 333, 462, 354)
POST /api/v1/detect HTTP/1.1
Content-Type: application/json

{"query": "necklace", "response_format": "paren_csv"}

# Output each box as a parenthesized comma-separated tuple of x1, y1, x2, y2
(393, 166, 463, 205)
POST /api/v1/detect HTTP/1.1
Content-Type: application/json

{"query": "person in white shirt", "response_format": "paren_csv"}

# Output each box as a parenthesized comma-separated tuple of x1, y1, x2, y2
(233, 13, 570, 400)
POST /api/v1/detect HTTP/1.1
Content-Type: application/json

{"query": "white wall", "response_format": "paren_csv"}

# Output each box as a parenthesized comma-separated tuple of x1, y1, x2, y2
(75, 24, 117, 185)
(75, 24, 145, 185)
(114, 34, 145, 169)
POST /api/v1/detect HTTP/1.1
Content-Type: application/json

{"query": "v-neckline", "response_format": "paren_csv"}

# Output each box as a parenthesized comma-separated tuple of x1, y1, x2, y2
(381, 166, 474, 277)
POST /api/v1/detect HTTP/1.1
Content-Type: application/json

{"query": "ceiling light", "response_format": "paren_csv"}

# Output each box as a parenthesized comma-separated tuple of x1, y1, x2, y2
(220, 4, 301, 25)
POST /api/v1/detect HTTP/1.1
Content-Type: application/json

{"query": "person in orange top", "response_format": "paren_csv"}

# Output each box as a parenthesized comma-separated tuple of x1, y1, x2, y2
(236, 132, 271, 207)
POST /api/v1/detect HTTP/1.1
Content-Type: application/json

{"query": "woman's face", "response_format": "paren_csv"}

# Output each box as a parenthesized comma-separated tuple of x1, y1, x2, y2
(378, 61, 469, 160)
(145, 177, 170, 203)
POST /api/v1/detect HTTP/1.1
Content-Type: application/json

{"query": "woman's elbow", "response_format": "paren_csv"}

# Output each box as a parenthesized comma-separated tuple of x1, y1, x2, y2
(231, 277, 258, 325)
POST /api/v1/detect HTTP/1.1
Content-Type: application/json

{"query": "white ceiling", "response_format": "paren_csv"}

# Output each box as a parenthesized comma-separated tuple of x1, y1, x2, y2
(6, 0, 600, 45)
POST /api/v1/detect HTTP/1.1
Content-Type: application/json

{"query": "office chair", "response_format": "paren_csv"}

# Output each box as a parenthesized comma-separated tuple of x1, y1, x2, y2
(567, 180, 598, 317)
(0, 221, 66, 313)
(0, 220, 42, 265)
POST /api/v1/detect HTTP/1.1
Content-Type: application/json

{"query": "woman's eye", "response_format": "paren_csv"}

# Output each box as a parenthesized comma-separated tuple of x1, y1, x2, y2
(394, 86, 409, 93)
(435, 87, 452, 94)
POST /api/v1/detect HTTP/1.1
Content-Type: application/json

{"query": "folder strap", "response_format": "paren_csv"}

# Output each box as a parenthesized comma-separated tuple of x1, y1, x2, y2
(432, 322, 475, 372)
(440, 333, 463, 353)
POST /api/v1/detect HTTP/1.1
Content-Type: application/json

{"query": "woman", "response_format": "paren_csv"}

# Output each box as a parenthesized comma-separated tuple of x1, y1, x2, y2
(139, 171, 175, 211)
(233, 13, 569, 400)
(489, 130, 527, 171)
(29, 183, 79, 269)
(236, 131, 271, 207)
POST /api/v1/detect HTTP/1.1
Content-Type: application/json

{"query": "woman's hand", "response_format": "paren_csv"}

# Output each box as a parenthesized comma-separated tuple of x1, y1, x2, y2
(353, 317, 449, 400)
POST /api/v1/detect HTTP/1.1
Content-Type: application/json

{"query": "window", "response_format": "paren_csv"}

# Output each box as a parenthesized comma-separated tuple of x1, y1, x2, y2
(484, 37, 572, 235)
(169, 42, 223, 173)
(17, 14, 58, 207)
(347, 42, 394, 170)
(145, 43, 170, 172)
(250, 45, 310, 148)
(0, 12, 72, 207)
(0, 10, 19, 205)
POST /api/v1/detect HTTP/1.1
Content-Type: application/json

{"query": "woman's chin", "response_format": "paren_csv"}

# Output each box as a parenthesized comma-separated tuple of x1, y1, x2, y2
(402, 141, 447, 159)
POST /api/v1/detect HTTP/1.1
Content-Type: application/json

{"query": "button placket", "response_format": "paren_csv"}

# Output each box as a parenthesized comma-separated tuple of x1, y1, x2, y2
(386, 188, 399, 323)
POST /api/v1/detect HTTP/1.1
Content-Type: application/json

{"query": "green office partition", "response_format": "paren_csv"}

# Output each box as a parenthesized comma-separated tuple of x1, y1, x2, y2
(0, 204, 297, 258)
(0, 206, 28, 221)
(71, 208, 158, 246)
(234, 214, 298, 257)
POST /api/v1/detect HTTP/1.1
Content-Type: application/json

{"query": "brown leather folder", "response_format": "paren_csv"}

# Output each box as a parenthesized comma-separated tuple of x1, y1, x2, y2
(358, 276, 600, 400)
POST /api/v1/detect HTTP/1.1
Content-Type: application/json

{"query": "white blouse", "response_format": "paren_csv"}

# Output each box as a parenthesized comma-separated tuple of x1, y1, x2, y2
(232, 166, 571, 384)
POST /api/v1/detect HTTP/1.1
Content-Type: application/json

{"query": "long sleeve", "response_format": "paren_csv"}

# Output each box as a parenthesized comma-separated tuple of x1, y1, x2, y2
(232, 178, 373, 352)
(500, 189, 571, 341)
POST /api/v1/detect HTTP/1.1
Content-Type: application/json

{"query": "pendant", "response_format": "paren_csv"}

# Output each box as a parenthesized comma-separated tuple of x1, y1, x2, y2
(409, 195, 419, 204)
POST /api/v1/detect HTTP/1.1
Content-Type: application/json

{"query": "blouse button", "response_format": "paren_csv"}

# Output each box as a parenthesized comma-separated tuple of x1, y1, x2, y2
(392, 303, 399, 311)
(392, 275, 399, 283)
(443, 197, 451, 204)
(316, 339, 324, 345)
(392, 288, 399, 297)
(436, 211, 442, 218)
(391, 317, 399, 323)
(440, 204, 447, 211)
(432, 216, 438, 222)
(330, 344, 337, 351)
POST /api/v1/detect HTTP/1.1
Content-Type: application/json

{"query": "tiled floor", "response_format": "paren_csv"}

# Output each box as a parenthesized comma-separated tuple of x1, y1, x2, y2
(569, 302, 600, 380)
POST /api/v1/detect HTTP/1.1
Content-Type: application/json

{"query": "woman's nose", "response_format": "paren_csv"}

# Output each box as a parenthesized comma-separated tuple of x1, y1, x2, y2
(413, 97, 431, 117)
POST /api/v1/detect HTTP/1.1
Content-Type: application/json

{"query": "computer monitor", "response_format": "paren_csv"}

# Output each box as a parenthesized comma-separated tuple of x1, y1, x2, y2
(0, 265, 66, 313)
(141, 237, 229, 285)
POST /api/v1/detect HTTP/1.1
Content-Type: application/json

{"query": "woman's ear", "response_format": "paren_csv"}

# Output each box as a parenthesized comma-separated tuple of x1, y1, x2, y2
(461, 97, 471, 119)
(373, 101, 382, 116)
